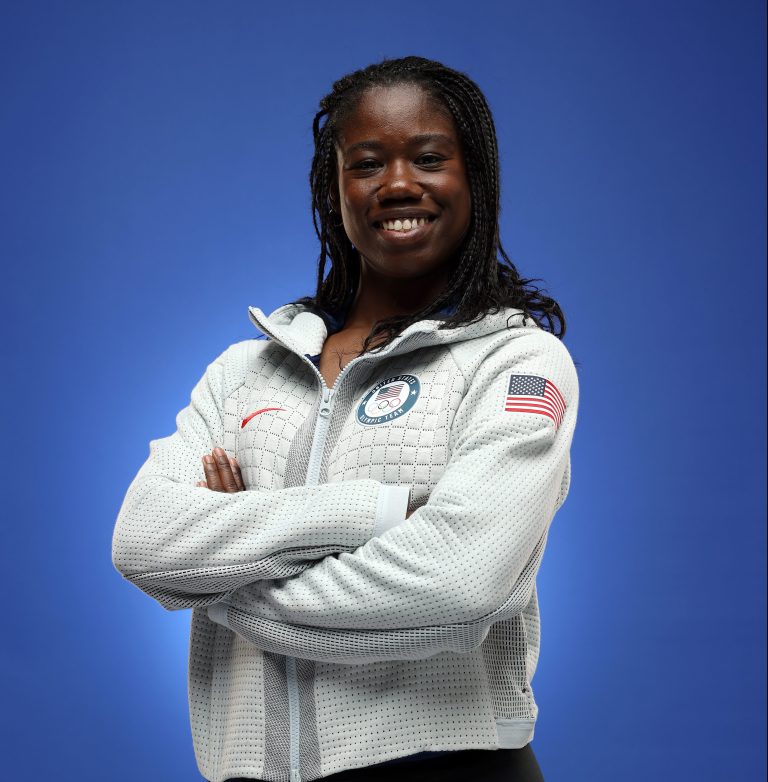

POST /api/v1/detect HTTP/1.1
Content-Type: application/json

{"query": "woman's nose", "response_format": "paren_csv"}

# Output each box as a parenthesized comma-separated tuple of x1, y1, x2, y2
(377, 159, 423, 201)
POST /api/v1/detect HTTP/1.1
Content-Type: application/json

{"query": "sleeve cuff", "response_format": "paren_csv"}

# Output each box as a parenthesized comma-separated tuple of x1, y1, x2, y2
(207, 601, 231, 627)
(372, 485, 411, 537)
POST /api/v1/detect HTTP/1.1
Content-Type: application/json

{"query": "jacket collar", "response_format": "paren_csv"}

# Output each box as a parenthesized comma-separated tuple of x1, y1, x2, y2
(247, 301, 534, 362)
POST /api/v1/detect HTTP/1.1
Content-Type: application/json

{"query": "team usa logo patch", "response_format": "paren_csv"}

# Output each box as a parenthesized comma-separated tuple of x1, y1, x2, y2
(504, 374, 567, 429)
(357, 374, 421, 426)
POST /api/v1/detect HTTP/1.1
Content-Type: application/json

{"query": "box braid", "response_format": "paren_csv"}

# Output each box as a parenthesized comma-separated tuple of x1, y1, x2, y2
(294, 55, 566, 354)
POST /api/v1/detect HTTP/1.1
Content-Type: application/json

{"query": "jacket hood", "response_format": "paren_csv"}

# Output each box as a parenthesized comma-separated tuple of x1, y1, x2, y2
(247, 301, 539, 361)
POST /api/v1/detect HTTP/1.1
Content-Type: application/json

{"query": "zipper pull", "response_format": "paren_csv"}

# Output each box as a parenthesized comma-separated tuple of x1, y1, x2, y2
(290, 768, 302, 782)
(319, 387, 333, 418)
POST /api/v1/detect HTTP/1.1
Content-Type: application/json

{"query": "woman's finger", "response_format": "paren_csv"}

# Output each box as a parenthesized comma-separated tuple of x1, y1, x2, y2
(229, 456, 245, 491)
(202, 455, 224, 491)
(212, 447, 240, 492)
(196, 480, 208, 488)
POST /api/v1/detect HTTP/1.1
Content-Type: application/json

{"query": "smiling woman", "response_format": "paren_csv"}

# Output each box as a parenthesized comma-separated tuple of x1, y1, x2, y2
(112, 55, 578, 782)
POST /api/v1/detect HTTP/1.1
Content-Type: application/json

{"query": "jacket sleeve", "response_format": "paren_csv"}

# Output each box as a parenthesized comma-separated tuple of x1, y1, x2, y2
(111, 341, 410, 611)
(206, 330, 579, 663)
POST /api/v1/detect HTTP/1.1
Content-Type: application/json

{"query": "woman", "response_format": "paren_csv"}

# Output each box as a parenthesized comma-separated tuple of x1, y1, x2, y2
(112, 56, 578, 782)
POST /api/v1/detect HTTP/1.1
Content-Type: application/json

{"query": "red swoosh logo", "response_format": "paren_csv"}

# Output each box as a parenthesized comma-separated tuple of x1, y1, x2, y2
(241, 407, 286, 428)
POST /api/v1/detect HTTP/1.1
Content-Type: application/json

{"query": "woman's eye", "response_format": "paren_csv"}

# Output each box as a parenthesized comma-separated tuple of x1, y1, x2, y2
(353, 155, 443, 170)
(354, 159, 380, 170)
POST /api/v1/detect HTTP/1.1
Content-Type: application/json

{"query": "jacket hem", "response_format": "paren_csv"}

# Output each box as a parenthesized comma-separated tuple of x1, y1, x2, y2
(198, 719, 537, 781)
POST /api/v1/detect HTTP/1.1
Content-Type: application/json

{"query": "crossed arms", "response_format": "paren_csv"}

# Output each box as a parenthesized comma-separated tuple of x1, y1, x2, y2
(112, 333, 578, 664)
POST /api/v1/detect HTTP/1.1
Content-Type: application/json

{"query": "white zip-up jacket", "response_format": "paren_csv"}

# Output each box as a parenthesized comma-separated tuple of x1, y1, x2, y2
(112, 301, 579, 782)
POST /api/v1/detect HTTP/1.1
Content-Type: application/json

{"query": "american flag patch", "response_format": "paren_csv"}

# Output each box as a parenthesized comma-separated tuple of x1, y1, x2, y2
(375, 383, 404, 401)
(504, 374, 566, 429)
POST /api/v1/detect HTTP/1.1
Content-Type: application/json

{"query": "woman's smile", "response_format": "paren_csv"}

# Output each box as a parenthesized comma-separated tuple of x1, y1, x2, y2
(373, 213, 439, 242)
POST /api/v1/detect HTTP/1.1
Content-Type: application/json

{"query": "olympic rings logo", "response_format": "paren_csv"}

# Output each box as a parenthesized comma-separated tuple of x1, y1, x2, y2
(377, 396, 402, 410)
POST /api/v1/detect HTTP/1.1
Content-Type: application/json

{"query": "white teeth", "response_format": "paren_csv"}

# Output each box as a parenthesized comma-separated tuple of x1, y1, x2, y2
(380, 216, 431, 232)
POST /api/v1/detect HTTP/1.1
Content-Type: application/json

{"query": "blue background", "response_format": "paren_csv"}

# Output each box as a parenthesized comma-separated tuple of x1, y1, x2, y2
(2, 2, 765, 780)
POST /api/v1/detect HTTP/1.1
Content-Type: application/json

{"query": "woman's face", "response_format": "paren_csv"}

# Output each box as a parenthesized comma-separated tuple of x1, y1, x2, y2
(330, 83, 472, 284)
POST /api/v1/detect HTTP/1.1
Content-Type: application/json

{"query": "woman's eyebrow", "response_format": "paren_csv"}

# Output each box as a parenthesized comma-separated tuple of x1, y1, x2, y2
(344, 133, 456, 154)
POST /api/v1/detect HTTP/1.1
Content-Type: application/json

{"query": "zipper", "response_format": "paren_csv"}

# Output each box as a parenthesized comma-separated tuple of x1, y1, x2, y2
(285, 367, 358, 782)
(305, 385, 333, 484)
(286, 656, 302, 782)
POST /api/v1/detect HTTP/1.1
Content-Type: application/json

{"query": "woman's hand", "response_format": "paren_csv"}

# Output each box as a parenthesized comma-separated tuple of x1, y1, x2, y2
(197, 447, 245, 492)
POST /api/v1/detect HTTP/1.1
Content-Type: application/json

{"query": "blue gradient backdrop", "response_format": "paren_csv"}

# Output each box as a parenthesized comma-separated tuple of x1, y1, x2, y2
(2, 2, 765, 780)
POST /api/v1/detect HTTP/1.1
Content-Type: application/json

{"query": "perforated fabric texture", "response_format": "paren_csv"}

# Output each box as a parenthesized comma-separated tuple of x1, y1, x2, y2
(113, 302, 579, 782)
(112, 341, 410, 611)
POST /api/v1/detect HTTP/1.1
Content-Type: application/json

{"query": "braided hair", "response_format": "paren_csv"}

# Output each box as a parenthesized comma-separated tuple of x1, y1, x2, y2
(293, 55, 567, 353)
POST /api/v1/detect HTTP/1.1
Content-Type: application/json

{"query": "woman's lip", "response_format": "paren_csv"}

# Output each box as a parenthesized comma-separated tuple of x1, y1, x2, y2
(373, 216, 438, 243)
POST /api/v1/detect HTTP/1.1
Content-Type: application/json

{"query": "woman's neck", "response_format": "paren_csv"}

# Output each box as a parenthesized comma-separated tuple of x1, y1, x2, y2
(344, 264, 451, 332)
